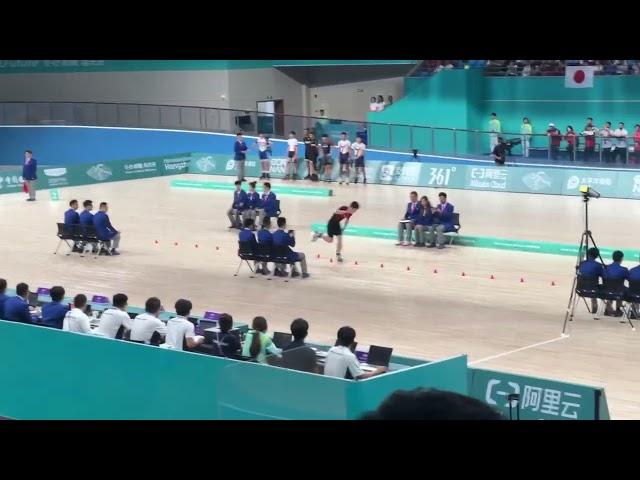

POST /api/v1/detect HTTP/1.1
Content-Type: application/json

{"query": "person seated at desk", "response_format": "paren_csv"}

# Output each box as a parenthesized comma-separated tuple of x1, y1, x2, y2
(242, 181, 262, 224)
(578, 247, 604, 313)
(95, 293, 132, 339)
(227, 180, 248, 229)
(396, 191, 421, 246)
(64, 199, 80, 226)
(258, 182, 278, 227)
(41, 286, 69, 329)
(360, 388, 503, 420)
(3, 282, 32, 324)
(163, 299, 205, 351)
(256, 219, 273, 275)
(241, 316, 281, 364)
(427, 192, 455, 249)
(273, 217, 309, 279)
(281, 318, 319, 374)
(324, 326, 386, 380)
(604, 250, 629, 317)
(211, 313, 241, 359)
(93, 202, 121, 255)
(63, 294, 93, 334)
(413, 196, 434, 248)
(0, 278, 8, 320)
(79, 200, 94, 227)
(130, 297, 167, 345)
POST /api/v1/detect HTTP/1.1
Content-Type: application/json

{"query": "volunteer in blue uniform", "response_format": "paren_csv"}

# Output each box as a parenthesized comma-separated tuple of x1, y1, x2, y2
(578, 247, 604, 313)
(628, 259, 640, 319)
(227, 180, 248, 229)
(41, 286, 69, 329)
(257, 219, 273, 275)
(272, 217, 309, 278)
(413, 196, 434, 247)
(93, 202, 121, 255)
(64, 199, 80, 226)
(234, 132, 248, 182)
(604, 250, 629, 316)
(23, 149, 37, 201)
(3, 282, 32, 323)
(243, 181, 262, 224)
(258, 182, 278, 227)
(396, 191, 421, 246)
(238, 218, 259, 272)
(427, 192, 455, 249)
(0, 278, 8, 320)
(80, 200, 94, 226)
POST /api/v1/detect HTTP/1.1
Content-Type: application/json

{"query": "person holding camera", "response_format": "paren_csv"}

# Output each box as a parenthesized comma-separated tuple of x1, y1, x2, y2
(492, 136, 507, 165)
(272, 217, 309, 279)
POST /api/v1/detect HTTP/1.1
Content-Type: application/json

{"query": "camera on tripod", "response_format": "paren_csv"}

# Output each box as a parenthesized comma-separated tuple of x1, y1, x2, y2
(579, 185, 601, 199)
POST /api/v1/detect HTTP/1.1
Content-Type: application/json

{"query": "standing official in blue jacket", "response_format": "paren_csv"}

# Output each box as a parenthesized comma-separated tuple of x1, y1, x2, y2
(93, 202, 122, 255)
(428, 192, 455, 249)
(396, 191, 421, 246)
(227, 180, 248, 229)
(23, 149, 37, 201)
(234, 132, 248, 182)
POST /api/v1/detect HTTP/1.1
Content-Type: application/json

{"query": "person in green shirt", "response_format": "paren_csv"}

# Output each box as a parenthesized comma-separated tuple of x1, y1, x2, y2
(521, 117, 533, 157)
(489, 113, 501, 153)
(242, 316, 281, 363)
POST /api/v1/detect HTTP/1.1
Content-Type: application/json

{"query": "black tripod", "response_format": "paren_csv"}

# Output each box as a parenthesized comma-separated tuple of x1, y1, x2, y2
(562, 193, 606, 334)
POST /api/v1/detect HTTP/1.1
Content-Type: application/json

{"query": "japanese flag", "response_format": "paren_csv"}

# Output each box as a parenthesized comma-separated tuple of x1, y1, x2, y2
(565, 66, 595, 88)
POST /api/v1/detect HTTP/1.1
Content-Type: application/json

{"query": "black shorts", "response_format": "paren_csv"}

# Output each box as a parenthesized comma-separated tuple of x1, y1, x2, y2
(288, 151, 296, 159)
(259, 151, 269, 160)
(355, 156, 365, 168)
(327, 217, 342, 237)
(322, 155, 333, 165)
(339, 153, 350, 164)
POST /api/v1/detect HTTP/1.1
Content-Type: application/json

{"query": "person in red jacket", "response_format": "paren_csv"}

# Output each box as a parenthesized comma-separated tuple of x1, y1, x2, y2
(546, 123, 562, 160)
(564, 126, 577, 161)
(582, 117, 597, 162)
(633, 124, 640, 164)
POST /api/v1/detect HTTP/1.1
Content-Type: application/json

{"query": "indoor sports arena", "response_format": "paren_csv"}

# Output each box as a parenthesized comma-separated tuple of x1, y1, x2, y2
(0, 59, 638, 420)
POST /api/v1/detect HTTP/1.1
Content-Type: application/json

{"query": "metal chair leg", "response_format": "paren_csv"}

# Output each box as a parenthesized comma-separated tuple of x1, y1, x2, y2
(234, 259, 243, 276)
(54, 238, 64, 254)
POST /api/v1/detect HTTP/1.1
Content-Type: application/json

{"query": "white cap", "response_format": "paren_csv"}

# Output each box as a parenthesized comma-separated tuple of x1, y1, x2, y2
(548, 123, 555, 127)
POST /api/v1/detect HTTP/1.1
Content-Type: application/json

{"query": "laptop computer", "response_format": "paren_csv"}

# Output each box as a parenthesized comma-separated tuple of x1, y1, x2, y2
(204, 327, 240, 345)
(195, 319, 217, 336)
(27, 292, 39, 308)
(272, 331, 293, 349)
(366, 345, 393, 367)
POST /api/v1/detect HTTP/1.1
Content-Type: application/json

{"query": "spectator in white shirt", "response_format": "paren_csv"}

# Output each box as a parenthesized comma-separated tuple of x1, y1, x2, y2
(285, 131, 299, 180)
(369, 97, 379, 112)
(376, 95, 386, 111)
(600, 121, 614, 163)
(94, 293, 132, 339)
(130, 297, 167, 344)
(323, 326, 386, 380)
(163, 299, 204, 351)
(63, 294, 93, 334)
(613, 121, 628, 163)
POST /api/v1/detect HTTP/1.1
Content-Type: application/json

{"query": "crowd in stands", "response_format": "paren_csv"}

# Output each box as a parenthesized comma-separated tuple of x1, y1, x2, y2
(413, 60, 640, 77)
(577, 248, 640, 318)
(0, 278, 389, 379)
(369, 95, 393, 112)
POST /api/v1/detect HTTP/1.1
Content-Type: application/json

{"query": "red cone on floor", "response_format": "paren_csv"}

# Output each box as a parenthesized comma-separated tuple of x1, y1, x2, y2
(433, 269, 438, 274)
(354, 260, 358, 265)
(330, 257, 333, 263)
(195, 244, 199, 248)
(520, 277, 525, 283)
(461, 271, 466, 277)
(154, 240, 158, 244)
(490, 274, 495, 280)
(316, 254, 320, 259)
(174, 242, 178, 246)
(380, 263, 384, 268)
(216, 246, 219, 250)
(406, 266, 411, 271)
(551, 281, 556, 286)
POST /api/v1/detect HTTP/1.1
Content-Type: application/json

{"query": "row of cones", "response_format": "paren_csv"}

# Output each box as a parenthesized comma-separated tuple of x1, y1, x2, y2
(154, 240, 220, 251)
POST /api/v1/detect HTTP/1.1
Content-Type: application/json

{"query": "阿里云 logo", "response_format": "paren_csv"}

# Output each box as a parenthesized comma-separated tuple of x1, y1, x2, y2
(86, 164, 113, 181)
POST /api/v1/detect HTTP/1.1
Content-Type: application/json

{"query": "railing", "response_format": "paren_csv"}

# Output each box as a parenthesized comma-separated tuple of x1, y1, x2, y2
(1, 101, 639, 168)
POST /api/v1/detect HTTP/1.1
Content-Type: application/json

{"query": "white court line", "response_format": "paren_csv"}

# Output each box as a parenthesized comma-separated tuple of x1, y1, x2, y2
(468, 335, 568, 366)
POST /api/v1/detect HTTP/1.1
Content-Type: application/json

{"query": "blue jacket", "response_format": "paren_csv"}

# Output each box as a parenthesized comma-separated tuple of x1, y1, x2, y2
(272, 229, 297, 261)
(0, 293, 8, 319)
(232, 189, 248, 210)
(80, 210, 94, 226)
(41, 301, 69, 329)
(93, 211, 118, 241)
(403, 201, 421, 221)
(434, 202, 455, 231)
(3, 296, 31, 323)
(239, 228, 257, 246)
(22, 158, 37, 181)
(257, 228, 273, 245)
(415, 206, 434, 226)
(605, 262, 629, 281)
(234, 140, 248, 160)
(629, 265, 640, 283)
(578, 259, 604, 279)
(64, 208, 80, 226)
(261, 191, 278, 216)
(246, 191, 262, 210)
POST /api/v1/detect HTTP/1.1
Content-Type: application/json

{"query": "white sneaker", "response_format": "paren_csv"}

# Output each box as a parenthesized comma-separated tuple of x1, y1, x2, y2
(402, 241, 409, 246)
(311, 231, 321, 242)
(336, 254, 344, 263)
(395, 242, 403, 246)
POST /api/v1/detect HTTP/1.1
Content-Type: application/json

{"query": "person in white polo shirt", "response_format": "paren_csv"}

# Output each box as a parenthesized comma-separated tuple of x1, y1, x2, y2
(130, 297, 167, 344)
(285, 131, 299, 180)
(63, 294, 94, 334)
(163, 299, 205, 351)
(94, 293, 132, 339)
(324, 326, 386, 380)
(613, 121, 628, 163)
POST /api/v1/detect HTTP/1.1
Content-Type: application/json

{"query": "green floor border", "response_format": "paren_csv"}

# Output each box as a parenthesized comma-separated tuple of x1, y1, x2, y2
(171, 179, 333, 197)
(310, 223, 639, 259)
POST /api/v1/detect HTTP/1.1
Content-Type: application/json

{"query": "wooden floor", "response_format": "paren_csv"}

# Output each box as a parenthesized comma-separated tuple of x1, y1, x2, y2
(1, 174, 638, 419)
